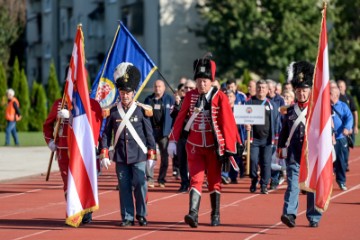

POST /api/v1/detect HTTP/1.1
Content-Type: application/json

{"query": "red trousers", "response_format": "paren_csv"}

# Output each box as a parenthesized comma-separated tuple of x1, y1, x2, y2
(186, 144, 222, 194)
(56, 149, 69, 193)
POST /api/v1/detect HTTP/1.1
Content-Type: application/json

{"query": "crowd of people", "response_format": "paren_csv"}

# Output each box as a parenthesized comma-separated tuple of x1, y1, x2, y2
(35, 56, 357, 228)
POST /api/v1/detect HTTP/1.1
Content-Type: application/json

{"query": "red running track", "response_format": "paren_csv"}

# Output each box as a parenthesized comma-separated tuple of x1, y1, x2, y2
(1, 148, 360, 240)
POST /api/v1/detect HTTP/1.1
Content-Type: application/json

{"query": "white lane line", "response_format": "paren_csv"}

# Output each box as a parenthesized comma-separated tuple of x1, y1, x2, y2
(244, 183, 360, 240)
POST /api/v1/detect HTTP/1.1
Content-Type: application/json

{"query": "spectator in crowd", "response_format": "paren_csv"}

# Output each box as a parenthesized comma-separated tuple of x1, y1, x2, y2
(246, 79, 257, 100)
(226, 79, 247, 105)
(245, 80, 279, 194)
(100, 63, 156, 226)
(4, 88, 21, 146)
(279, 61, 322, 228)
(145, 79, 175, 188)
(337, 79, 358, 170)
(225, 89, 245, 182)
(283, 82, 294, 93)
(266, 79, 285, 189)
(282, 90, 295, 106)
(331, 86, 353, 190)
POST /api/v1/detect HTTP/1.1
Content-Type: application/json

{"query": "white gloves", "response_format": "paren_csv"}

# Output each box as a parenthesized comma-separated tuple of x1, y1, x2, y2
(57, 109, 70, 119)
(101, 158, 111, 170)
(167, 141, 177, 158)
(48, 139, 57, 152)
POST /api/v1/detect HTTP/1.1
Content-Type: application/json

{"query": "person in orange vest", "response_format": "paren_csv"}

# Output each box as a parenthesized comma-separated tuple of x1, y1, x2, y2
(5, 88, 21, 146)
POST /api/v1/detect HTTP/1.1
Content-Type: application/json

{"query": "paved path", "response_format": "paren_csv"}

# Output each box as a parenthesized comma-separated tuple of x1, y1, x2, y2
(0, 147, 58, 182)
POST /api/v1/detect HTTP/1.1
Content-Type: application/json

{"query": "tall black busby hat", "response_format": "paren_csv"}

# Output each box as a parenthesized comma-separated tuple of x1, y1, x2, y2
(193, 54, 216, 81)
(113, 62, 141, 92)
(287, 61, 314, 88)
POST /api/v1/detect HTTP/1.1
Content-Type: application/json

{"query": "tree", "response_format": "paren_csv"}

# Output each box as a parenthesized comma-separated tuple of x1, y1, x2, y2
(242, 69, 251, 86)
(194, 0, 322, 79)
(10, 57, 21, 94)
(330, 0, 360, 97)
(0, 62, 7, 131)
(29, 82, 47, 131)
(16, 68, 30, 131)
(46, 60, 61, 112)
(0, 0, 26, 67)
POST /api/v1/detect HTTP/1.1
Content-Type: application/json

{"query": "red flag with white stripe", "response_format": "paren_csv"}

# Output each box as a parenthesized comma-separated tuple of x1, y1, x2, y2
(299, 4, 333, 212)
(64, 25, 99, 227)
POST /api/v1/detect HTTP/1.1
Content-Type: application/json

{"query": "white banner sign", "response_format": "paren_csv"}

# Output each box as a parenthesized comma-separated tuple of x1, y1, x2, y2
(234, 105, 265, 125)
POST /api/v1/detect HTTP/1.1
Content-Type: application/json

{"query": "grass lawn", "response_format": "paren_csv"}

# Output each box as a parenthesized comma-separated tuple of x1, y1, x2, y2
(0, 131, 46, 147)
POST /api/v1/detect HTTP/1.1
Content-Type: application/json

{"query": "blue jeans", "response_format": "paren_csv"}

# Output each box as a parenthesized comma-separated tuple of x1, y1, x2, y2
(334, 137, 348, 184)
(283, 162, 322, 223)
(116, 161, 147, 221)
(250, 138, 272, 187)
(5, 121, 19, 145)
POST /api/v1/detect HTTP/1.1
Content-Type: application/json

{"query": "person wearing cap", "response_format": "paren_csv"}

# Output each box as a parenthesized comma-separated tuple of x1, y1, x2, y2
(168, 56, 242, 228)
(278, 61, 322, 228)
(100, 62, 156, 227)
(4, 88, 21, 146)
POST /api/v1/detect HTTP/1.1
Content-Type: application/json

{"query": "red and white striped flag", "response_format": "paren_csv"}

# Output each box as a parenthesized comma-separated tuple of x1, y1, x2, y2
(299, 4, 333, 212)
(64, 25, 99, 227)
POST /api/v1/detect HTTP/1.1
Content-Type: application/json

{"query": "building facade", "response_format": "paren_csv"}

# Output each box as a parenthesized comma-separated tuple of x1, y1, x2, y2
(26, 0, 204, 91)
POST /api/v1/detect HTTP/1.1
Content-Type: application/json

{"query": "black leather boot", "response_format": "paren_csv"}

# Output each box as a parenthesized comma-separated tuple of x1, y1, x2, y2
(184, 189, 201, 228)
(210, 191, 220, 226)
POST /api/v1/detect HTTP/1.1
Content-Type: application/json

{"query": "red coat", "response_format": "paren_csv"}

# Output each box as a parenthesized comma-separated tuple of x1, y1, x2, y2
(169, 88, 240, 157)
(43, 98, 103, 149)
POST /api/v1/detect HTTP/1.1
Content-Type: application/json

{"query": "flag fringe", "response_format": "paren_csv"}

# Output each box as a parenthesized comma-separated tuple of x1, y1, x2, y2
(65, 205, 99, 228)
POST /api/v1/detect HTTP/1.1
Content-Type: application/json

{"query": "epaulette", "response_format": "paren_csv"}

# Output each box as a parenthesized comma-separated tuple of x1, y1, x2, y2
(136, 102, 153, 117)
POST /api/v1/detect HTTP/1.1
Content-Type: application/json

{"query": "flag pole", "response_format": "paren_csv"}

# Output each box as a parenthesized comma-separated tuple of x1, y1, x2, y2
(45, 93, 66, 181)
(157, 69, 176, 94)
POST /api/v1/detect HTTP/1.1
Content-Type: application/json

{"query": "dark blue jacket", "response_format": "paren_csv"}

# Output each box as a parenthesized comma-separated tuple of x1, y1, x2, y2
(144, 92, 175, 138)
(277, 105, 305, 164)
(101, 104, 156, 164)
(245, 96, 280, 143)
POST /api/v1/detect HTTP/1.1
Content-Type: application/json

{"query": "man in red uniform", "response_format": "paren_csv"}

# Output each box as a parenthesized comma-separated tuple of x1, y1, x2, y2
(168, 56, 242, 228)
(43, 97, 102, 224)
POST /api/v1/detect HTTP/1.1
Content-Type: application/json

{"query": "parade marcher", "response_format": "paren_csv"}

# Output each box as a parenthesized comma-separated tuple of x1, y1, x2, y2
(245, 80, 279, 194)
(43, 96, 102, 224)
(246, 79, 257, 100)
(279, 61, 322, 228)
(168, 56, 242, 228)
(100, 63, 156, 227)
(330, 87, 353, 190)
(144, 79, 175, 188)
(337, 79, 358, 171)
(171, 79, 196, 192)
(226, 79, 247, 105)
(4, 88, 21, 146)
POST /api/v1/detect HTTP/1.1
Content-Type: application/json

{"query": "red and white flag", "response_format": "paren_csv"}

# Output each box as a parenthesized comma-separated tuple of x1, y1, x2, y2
(299, 4, 333, 212)
(64, 25, 99, 227)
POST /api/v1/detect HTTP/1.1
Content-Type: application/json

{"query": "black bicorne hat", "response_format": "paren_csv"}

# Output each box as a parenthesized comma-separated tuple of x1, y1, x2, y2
(287, 61, 314, 88)
(193, 55, 216, 81)
(113, 63, 141, 92)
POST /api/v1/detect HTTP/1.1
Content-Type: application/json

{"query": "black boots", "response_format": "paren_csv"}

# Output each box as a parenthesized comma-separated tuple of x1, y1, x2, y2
(210, 191, 220, 226)
(184, 189, 201, 228)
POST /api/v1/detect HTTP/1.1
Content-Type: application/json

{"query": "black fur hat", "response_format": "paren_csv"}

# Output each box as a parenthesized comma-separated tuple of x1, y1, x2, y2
(113, 62, 141, 91)
(287, 61, 314, 88)
(193, 56, 216, 81)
